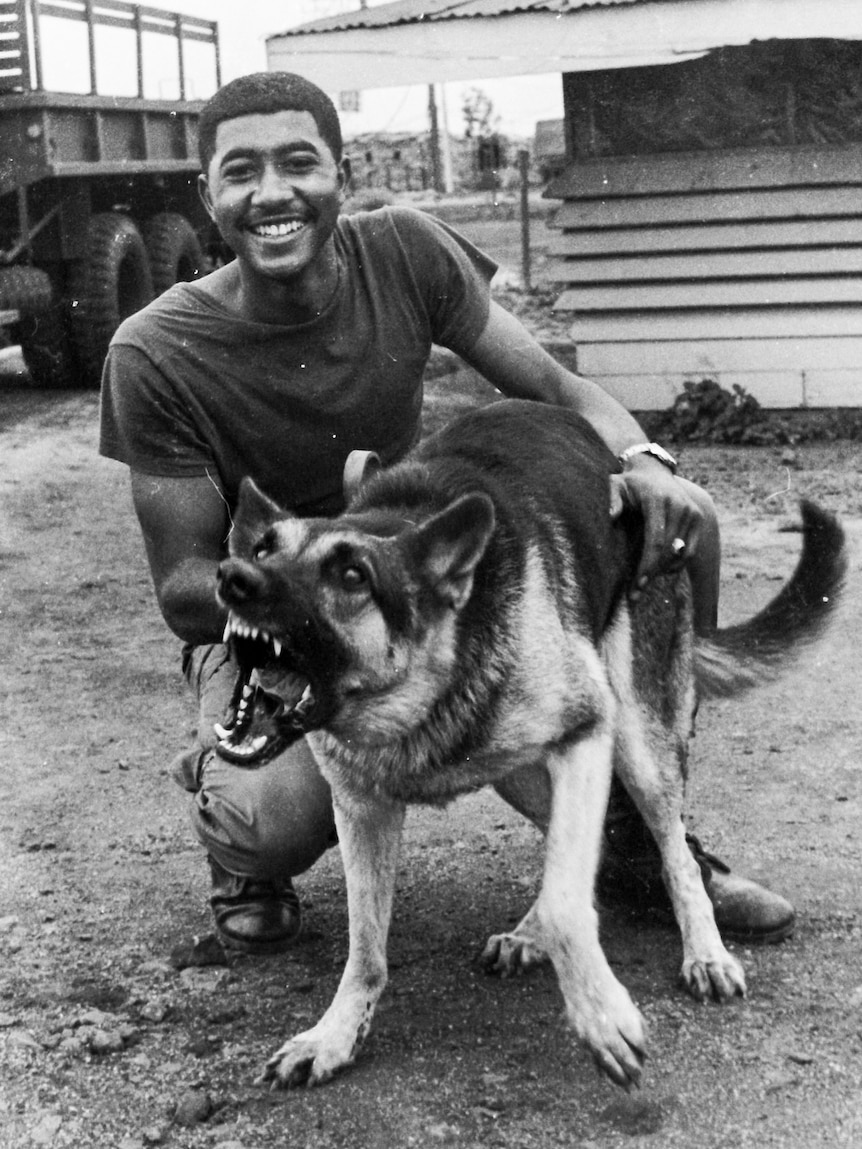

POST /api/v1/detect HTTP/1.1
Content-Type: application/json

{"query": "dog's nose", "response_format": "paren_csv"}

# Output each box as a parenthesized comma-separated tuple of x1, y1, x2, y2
(217, 558, 265, 605)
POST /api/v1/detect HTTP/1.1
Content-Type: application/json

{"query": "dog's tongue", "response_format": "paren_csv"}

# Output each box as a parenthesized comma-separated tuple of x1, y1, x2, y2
(214, 670, 313, 765)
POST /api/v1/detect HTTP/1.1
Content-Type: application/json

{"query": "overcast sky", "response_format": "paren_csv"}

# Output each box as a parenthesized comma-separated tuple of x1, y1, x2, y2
(152, 0, 564, 140)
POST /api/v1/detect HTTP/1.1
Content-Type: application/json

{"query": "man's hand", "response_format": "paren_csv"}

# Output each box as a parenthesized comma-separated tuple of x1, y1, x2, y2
(609, 462, 704, 600)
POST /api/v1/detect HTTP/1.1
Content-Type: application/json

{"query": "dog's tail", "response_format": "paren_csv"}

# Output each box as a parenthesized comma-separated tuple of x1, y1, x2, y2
(695, 500, 847, 699)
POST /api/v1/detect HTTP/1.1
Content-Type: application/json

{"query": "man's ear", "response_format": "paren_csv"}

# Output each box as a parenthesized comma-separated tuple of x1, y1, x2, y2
(198, 172, 216, 223)
(407, 493, 495, 610)
(229, 477, 291, 557)
(338, 155, 352, 201)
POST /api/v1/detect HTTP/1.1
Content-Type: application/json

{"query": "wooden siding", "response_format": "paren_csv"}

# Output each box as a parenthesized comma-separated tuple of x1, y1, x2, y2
(547, 145, 862, 409)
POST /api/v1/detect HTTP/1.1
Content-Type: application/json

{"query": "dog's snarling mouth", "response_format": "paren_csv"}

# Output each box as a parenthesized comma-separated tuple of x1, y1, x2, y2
(213, 615, 319, 765)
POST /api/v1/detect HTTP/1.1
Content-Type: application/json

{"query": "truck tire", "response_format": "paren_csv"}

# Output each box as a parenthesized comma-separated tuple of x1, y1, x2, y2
(144, 212, 205, 296)
(0, 266, 53, 314)
(18, 305, 81, 389)
(70, 212, 154, 387)
(1, 267, 80, 388)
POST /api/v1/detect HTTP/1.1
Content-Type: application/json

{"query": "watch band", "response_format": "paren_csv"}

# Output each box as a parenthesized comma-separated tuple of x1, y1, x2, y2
(618, 442, 678, 474)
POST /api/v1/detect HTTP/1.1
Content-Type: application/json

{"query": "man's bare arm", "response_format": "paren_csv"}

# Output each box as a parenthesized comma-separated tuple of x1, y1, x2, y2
(130, 470, 231, 646)
(460, 300, 706, 587)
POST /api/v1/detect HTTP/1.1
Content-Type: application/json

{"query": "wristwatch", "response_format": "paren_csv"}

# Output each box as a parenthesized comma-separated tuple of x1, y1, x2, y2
(618, 442, 678, 474)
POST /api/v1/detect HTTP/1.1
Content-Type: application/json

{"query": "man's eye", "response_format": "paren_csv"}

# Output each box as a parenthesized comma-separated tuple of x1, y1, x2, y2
(279, 156, 317, 175)
(222, 162, 255, 181)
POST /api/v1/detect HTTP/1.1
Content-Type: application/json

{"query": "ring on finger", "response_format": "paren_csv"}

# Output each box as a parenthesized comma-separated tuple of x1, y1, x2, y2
(670, 537, 686, 555)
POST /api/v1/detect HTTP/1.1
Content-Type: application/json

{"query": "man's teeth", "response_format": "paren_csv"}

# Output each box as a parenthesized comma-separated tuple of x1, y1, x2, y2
(224, 616, 282, 658)
(251, 220, 304, 238)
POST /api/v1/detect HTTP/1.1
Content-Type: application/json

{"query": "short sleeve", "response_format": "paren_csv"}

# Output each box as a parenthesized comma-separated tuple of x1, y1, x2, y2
(99, 343, 216, 476)
(388, 209, 497, 356)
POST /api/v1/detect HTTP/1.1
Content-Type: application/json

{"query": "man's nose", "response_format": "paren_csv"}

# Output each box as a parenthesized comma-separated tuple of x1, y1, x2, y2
(253, 162, 294, 203)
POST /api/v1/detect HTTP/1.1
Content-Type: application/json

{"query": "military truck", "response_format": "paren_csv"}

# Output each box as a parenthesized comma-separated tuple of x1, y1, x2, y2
(0, 0, 220, 387)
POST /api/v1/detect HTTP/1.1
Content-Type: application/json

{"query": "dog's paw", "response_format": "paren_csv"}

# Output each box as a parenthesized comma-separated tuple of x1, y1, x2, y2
(479, 931, 548, 976)
(256, 1031, 356, 1090)
(569, 978, 647, 1091)
(680, 952, 746, 1002)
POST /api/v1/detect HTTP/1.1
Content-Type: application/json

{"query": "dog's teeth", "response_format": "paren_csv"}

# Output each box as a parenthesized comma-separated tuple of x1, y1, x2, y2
(250, 626, 260, 640)
(222, 619, 232, 644)
(251, 735, 268, 752)
(214, 723, 231, 740)
(295, 683, 313, 714)
(242, 684, 253, 700)
(272, 638, 282, 658)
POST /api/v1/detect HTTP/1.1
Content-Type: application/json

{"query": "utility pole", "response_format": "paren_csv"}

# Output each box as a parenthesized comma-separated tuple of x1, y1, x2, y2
(427, 83, 444, 194)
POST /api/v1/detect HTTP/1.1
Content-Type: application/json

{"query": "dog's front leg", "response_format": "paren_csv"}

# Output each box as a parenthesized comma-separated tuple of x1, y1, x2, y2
(260, 790, 405, 1089)
(539, 731, 647, 1090)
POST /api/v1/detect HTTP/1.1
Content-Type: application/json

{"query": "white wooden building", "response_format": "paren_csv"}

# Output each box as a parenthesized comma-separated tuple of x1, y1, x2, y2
(269, 0, 862, 409)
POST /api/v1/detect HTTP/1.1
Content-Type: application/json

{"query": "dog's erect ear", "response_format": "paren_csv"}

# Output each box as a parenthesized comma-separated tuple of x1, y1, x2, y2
(407, 492, 495, 609)
(230, 477, 291, 557)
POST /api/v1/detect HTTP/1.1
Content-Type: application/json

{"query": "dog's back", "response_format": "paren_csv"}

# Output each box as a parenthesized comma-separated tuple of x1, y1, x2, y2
(353, 399, 641, 645)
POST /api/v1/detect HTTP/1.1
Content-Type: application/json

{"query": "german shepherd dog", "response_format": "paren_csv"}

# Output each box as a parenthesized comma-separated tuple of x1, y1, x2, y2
(214, 399, 845, 1091)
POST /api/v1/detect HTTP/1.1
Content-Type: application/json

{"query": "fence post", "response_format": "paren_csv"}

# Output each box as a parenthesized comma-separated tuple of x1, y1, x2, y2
(518, 148, 532, 291)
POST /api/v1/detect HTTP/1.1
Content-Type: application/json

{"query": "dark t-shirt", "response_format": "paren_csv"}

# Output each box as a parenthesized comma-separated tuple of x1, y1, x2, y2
(99, 206, 497, 515)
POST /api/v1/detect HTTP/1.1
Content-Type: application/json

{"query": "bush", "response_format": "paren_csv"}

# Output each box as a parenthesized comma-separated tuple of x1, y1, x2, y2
(643, 378, 862, 445)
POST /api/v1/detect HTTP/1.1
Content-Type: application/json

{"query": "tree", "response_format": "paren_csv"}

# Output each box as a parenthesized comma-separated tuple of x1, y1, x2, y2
(461, 87, 500, 140)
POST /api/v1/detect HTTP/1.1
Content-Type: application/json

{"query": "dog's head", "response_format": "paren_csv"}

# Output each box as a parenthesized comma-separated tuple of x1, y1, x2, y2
(213, 476, 495, 762)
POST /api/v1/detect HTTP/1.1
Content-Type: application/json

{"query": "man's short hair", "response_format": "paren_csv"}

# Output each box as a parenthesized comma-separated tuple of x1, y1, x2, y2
(198, 72, 343, 170)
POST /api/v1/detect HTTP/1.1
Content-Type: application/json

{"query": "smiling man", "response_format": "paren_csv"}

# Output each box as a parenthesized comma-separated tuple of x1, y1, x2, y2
(99, 72, 795, 954)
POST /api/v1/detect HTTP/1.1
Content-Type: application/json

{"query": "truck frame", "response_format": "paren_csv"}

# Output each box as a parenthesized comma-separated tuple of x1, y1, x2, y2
(0, 0, 220, 387)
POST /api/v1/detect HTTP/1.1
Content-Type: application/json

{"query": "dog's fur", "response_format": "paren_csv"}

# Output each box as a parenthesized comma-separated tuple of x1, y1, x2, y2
(215, 399, 846, 1090)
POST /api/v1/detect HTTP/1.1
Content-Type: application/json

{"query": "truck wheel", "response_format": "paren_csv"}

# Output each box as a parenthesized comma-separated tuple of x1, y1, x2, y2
(18, 306, 80, 389)
(71, 213, 154, 387)
(0, 266, 54, 314)
(144, 212, 205, 296)
(0, 267, 80, 388)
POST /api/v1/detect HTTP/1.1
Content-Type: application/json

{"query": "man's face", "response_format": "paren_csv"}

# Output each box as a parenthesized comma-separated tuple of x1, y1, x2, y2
(199, 109, 349, 285)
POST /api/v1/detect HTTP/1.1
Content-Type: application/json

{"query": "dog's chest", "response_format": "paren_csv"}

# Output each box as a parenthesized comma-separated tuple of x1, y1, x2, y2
(313, 556, 611, 805)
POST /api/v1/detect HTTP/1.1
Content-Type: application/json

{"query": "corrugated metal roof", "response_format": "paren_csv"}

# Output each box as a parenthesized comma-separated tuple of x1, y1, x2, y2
(275, 0, 645, 37)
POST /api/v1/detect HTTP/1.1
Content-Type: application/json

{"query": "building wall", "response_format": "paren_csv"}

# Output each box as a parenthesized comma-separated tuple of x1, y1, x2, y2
(549, 40, 862, 410)
(563, 39, 862, 159)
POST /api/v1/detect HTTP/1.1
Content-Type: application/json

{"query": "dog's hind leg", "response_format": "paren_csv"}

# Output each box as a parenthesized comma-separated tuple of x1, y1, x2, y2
(604, 610, 746, 1003)
(260, 790, 406, 1089)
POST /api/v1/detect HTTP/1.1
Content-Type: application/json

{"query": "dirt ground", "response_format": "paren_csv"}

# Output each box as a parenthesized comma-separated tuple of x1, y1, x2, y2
(1, 364, 861, 1149)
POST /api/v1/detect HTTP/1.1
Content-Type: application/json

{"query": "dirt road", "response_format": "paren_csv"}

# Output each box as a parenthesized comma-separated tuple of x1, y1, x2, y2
(1, 376, 861, 1149)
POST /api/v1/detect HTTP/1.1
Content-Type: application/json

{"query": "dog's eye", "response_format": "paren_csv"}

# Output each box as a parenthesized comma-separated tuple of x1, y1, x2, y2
(253, 529, 277, 561)
(339, 564, 368, 591)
